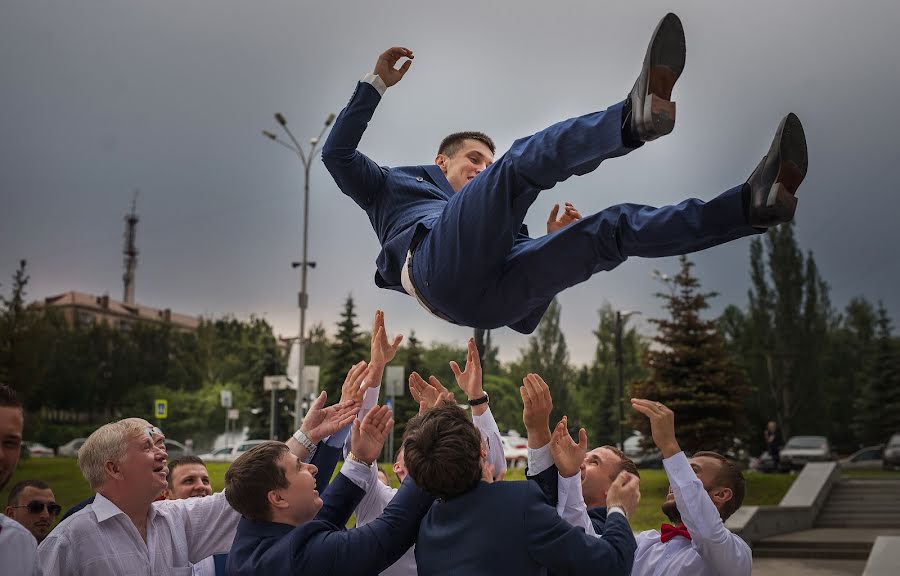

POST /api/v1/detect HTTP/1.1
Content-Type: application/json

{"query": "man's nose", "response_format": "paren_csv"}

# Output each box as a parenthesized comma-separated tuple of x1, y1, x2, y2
(305, 463, 319, 477)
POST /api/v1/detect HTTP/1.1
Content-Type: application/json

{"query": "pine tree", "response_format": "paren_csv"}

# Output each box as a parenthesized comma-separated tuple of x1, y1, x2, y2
(326, 294, 367, 402)
(630, 256, 751, 454)
(853, 303, 900, 444)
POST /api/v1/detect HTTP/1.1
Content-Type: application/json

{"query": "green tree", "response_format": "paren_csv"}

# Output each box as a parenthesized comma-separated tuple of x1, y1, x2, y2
(630, 256, 751, 454)
(853, 303, 900, 444)
(326, 295, 367, 402)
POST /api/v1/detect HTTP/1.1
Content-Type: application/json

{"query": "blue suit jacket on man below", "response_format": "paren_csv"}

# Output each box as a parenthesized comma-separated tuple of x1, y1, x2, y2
(227, 472, 434, 576)
(415, 480, 635, 576)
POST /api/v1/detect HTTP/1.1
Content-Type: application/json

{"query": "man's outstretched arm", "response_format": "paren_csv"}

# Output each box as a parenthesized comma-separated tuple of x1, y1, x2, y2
(322, 47, 413, 209)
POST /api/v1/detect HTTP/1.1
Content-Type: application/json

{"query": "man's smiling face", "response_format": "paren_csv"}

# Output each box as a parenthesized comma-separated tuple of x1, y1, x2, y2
(436, 139, 494, 192)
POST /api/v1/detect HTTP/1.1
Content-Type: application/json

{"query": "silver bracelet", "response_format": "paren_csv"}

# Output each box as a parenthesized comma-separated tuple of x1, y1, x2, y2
(292, 429, 317, 454)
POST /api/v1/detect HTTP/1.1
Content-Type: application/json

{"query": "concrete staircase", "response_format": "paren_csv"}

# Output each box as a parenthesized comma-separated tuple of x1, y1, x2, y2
(753, 477, 900, 561)
(816, 478, 900, 529)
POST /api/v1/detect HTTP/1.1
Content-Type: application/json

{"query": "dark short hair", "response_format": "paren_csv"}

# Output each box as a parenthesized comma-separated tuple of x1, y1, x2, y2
(693, 451, 745, 520)
(438, 131, 495, 158)
(167, 455, 208, 487)
(402, 403, 482, 500)
(7, 479, 51, 506)
(599, 445, 641, 480)
(0, 384, 21, 409)
(224, 442, 289, 522)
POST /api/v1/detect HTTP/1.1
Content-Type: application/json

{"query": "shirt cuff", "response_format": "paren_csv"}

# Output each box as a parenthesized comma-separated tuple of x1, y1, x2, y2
(340, 458, 375, 490)
(361, 385, 381, 411)
(528, 443, 553, 475)
(662, 451, 695, 489)
(607, 505, 627, 518)
(556, 471, 579, 516)
(361, 73, 387, 96)
(472, 406, 500, 434)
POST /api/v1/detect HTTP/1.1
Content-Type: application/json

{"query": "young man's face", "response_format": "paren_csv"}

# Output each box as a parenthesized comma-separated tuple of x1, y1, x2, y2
(5, 486, 59, 543)
(661, 455, 732, 523)
(119, 427, 169, 500)
(167, 463, 213, 499)
(436, 139, 494, 193)
(0, 406, 24, 491)
(580, 447, 622, 507)
(275, 452, 322, 525)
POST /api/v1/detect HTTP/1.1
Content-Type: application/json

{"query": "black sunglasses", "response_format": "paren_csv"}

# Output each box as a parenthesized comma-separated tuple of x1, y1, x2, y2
(11, 501, 62, 516)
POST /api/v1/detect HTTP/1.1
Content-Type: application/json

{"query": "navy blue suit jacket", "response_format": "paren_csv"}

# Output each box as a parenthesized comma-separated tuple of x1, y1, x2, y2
(415, 480, 635, 576)
(322, 82, 545, 334)
(527, 463, 609, 534)
(227, 474, 434, 576)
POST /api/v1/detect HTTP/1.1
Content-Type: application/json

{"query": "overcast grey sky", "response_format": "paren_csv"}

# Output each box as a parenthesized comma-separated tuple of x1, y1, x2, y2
(2, 0, 898, 365)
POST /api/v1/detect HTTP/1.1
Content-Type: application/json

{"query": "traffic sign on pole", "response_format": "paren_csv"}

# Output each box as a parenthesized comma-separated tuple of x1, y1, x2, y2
(154, 399, 168, 419)
(385, 366, 405, 396)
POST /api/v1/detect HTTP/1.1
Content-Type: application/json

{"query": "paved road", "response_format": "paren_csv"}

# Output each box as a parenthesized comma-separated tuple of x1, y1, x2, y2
(752, 558, 865, 576)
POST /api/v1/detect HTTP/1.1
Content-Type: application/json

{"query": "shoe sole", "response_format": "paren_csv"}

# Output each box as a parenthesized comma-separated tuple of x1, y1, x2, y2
(767, 113, 808, 217)
(640, 13, 686, 140)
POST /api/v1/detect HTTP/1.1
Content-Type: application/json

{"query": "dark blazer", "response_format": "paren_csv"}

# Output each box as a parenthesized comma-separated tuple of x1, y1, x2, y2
(321, 82, 545, 334)
(227, 474, 434, 576)
(527, 463, 608, 534)
(415, 480, 635, 576)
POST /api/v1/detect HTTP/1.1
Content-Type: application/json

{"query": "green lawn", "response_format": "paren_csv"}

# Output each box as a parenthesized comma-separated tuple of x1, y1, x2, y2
(4, 458, 801, 532)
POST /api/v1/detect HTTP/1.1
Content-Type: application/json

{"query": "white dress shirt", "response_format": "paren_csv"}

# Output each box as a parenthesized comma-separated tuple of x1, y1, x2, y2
(631, 452, 752, 576)
(38, 490, 240, 576)
(191, 555, 216, 576)
(0, 513, 39, 576)
(346, 385, 507, 576)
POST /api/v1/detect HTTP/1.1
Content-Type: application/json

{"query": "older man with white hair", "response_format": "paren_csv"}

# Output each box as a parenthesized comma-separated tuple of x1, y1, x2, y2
(38, 383, 360, 576)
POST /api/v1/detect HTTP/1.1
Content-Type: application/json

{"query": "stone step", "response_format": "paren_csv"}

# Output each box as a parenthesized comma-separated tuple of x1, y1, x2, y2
(816, 519, 900, 528)
(752, 545, 871, 561)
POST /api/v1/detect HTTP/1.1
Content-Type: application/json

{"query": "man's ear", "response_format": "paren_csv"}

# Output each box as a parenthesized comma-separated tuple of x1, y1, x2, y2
(709, 486, 733, 509)
(267, 489, 289, 510)
(104, 459, 124, 481)
(435, 153, 448, 173)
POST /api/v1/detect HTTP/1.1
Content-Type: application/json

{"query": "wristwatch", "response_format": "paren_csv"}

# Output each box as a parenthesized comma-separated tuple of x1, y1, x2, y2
(292, 429, 317, 454)
(346, 452, 374, 466)
(468, 393, 489, 406)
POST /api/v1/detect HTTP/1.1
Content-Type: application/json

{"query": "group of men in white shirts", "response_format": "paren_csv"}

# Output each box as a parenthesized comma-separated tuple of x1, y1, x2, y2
(1, 310, 753, 575)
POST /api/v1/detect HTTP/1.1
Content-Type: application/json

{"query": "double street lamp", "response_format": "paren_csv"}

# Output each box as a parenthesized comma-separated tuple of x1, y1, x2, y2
(263, 111, 335, 429)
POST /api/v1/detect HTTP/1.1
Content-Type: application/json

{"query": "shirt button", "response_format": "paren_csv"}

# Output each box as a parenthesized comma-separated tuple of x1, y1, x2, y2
(416, 176, 424, 182)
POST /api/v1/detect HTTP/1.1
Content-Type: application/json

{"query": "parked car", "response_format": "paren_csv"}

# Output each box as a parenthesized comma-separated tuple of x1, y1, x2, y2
(199, 440, 269, 463)
(198, 446, 235, 462)
(884, 434, 900, 471)
(24, 441, 54, 458)
(839, 445, 884, 470)
(750, 451, 778, 473)
(779, 435, 833, 471)
(58, 438, 87, 457)
(164, 439, 190, 458)
(623, 432, 662, 469)
(501, 434, 528, 468)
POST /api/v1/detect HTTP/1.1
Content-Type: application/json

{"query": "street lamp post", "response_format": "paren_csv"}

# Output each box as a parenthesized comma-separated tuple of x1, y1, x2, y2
(615, 309, 641, 450)
(263, 111, 335, 429)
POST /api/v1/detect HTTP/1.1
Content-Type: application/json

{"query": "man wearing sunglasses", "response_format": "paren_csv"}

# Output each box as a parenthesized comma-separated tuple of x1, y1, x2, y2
(5, 479, 60, 544)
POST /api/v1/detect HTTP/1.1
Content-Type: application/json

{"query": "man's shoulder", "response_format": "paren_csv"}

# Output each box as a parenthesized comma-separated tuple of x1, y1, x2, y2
(0, 514, 37, 545)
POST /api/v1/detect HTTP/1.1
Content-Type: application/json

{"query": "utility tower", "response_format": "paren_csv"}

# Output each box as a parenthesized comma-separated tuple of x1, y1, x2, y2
(122, 191, 139, 305)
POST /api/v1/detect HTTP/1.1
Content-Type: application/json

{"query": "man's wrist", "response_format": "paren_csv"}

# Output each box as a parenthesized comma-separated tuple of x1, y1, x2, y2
(293, 429, 317, 452)
(659, 441, 681, 459)
(526, 427, 552, 449)
(347, 451, 375, 466)
(607, 505, 628, 519)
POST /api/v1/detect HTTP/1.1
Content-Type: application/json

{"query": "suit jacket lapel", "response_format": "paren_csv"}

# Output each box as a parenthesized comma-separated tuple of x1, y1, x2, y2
(423, 164, 456, 198)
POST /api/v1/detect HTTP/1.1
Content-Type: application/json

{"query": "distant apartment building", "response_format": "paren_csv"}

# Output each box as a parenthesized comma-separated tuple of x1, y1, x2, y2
(37, 291, 200, 332)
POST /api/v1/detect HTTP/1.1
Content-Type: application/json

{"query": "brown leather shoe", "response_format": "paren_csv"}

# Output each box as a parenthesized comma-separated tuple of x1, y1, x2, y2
(628, 13, 686, 142)
(746, 113, 808, 228)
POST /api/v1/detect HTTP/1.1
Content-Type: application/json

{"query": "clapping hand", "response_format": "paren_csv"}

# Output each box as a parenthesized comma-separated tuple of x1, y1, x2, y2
(631, 398, 681, 458)
(449, 338, 484, 402)
(606, 470, 641, 519)
(409, 372, 454, 414)
(549, 416, 587, 478)
(374, 47, 414, 88)
(370, 310, 403, 368)
(338, 360, 373, 406)
(350, 404, 395, 465)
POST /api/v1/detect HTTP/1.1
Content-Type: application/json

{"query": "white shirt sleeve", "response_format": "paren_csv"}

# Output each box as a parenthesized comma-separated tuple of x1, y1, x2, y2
(176, 491, 242, 563)
(472, 406, 507, 478)
(353, 462, 400, 527)
(556, 472, 600, 538)
(344, 385, 381, 458)
(527, 443, 553, 476)
(361, 73, 387, 96)
(664, 451, 752, 576)
(339, 457, 375, 490)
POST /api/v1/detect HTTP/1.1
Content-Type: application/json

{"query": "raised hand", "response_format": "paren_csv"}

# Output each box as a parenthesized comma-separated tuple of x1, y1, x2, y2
(549, 416, 587, 478)
(350, 404, 394, 464)
(546, 202, 582, 234)
(339, 360, 372, 406)
(300, 391, 360, 443)
(631, 398, 680, 458)
(408, 372, 454, 413)
(606, 470, 641, 519)
(370, 309, 403, 368)
(520, 373, 553, 448)
(449, 338, 484, 402)
(374, 47, 414, 88)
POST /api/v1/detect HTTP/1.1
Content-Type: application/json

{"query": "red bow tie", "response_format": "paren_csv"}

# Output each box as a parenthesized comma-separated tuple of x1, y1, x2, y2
(660, 523, 692, 543)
